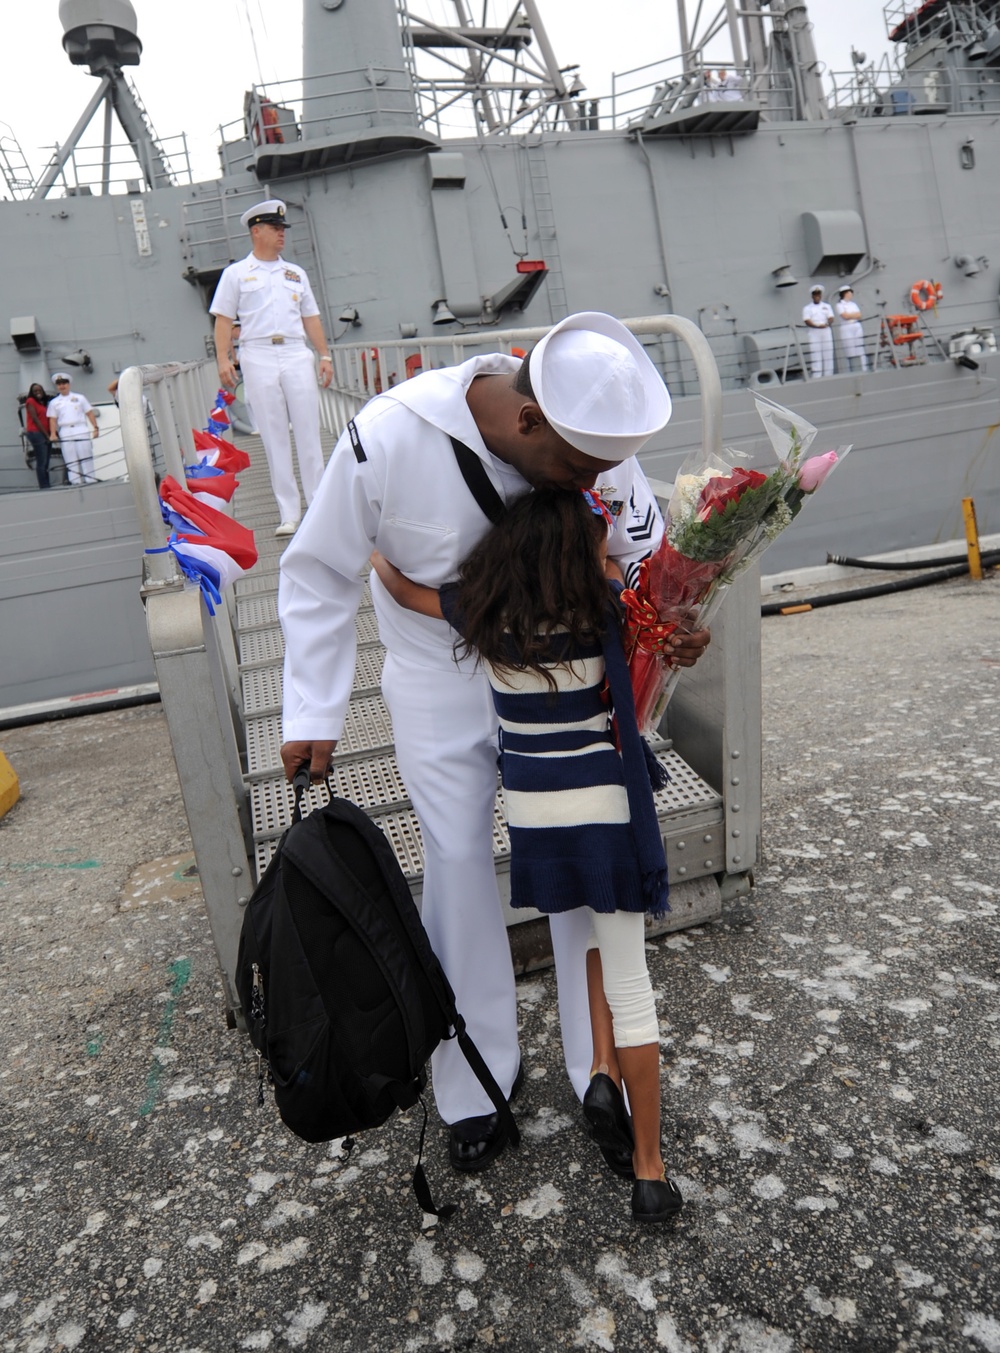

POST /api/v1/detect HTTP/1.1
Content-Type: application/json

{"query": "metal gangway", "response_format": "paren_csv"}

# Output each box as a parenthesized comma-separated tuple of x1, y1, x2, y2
(119, 318, 762, 1026)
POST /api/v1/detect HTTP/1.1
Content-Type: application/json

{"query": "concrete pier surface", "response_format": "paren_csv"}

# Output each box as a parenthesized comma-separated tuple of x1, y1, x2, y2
(1, 574, 998, 1353)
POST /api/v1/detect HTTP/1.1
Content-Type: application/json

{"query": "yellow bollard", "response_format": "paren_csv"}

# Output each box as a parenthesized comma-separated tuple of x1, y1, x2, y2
(0, 750, 20, 819)
(962, 497, 983, 581)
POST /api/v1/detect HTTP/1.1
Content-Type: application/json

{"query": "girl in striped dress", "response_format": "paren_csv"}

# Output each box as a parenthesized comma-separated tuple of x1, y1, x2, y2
(371, 487, 682, 1224)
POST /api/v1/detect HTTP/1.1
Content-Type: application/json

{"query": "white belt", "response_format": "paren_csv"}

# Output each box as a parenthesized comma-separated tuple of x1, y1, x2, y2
(240, 335, 306, 346)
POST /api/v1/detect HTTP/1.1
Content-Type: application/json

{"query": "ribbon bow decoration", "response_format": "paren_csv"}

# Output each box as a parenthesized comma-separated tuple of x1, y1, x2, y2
(620, 559, 679, 659)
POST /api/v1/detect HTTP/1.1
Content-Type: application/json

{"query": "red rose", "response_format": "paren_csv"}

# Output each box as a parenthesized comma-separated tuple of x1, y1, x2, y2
(697, 468, 768, 519)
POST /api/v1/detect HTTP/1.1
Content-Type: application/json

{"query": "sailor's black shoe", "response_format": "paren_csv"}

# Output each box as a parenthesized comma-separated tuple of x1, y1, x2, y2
(447, 1062, 523, 1173)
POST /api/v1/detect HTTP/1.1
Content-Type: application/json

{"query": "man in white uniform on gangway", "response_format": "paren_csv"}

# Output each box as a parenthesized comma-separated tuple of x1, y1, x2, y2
(211, 199, 333, 537)
(277, 313, 711, 1173)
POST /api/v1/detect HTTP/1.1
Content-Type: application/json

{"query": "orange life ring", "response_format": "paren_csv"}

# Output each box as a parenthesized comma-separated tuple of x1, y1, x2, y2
(910, 279, 942, 311)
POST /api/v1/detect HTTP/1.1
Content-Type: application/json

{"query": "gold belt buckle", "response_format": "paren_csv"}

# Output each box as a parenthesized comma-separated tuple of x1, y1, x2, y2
(270, 334, 285, 345)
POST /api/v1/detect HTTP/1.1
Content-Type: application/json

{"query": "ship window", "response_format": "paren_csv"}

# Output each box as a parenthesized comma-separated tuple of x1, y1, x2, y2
(961, 141, 976, 169)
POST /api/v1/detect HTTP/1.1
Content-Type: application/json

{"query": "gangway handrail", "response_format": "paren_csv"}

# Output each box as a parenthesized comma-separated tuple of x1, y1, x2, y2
(322, 314, 724, 459)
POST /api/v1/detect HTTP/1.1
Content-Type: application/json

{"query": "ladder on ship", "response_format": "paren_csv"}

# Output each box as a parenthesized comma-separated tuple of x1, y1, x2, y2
(118, 322, 760, 1027)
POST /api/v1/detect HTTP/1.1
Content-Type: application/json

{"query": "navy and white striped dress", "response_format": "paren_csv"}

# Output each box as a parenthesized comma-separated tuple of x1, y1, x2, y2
(440, 587, 656, 917)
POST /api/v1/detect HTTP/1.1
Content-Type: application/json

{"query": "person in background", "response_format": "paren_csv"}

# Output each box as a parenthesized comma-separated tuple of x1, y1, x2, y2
(802, 285, 835, 379)
(211, 199, 333, 538)
(836, 285, 869, 372)
(23, 382, 54, 489)
(47, 373, 98, 486)
(371, 485, 685, 1224)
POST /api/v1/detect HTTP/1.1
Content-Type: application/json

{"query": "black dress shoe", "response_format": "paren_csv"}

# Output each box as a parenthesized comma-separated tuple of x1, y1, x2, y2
(631, 1176, 683, 1224)
(582, 1072, 635, 1180)
(448, 1062, 524, 1174)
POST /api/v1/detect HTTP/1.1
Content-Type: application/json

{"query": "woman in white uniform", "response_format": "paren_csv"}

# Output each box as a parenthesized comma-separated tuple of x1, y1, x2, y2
(836, 285, 869, 372)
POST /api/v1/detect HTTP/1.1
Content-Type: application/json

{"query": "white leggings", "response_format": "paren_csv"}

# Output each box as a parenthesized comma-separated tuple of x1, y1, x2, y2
(587, 910, 659, 1047)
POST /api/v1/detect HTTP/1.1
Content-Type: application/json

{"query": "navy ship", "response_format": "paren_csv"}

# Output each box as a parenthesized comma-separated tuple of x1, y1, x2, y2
(1, 0, 998, 708)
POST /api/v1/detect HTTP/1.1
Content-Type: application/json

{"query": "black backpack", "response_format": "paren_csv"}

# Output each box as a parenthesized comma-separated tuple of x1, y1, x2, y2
(236, 771, 519, 1217)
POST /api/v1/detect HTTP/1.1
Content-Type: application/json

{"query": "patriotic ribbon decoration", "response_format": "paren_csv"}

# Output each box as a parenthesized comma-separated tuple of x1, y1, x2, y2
(620, 560, 678, 657)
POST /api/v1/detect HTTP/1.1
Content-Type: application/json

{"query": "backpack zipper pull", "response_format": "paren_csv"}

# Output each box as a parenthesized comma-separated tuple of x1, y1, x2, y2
(250, 962, 266, 1026)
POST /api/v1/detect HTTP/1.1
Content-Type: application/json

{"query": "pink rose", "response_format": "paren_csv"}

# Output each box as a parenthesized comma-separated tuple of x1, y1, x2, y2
(797, 451, 838, 493)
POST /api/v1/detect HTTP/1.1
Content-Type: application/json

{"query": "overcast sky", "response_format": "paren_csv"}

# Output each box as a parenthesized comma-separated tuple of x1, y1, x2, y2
(0, 1, 896, 189)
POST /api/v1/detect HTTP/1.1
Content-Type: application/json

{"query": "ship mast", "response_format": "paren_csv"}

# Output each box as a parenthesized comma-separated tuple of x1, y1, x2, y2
(32, 0, 178, 199)
(398, 2, 586, 135)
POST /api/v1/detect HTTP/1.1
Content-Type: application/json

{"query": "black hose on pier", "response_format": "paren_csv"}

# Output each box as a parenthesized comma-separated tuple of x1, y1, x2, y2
(826, 549, 1000, 571)
(761, 560, 993, 616)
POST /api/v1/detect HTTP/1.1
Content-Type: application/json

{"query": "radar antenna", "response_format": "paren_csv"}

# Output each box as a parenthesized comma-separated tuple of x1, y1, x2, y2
(32, 0, 178, 199)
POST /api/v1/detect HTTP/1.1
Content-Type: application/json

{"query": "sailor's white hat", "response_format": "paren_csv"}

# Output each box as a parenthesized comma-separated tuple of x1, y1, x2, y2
(52, 371, 71, 382)
(241, 199, 289, 229)
(837, 283, 854, 294)
(810, 283, 824, 294)
(528, 311, 672, 461)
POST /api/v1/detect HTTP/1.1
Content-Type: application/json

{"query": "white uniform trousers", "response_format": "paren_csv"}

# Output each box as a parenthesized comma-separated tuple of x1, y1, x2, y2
(808, 328, 834, 379)
(238, 343, 325, 524)
(60, 436, 94, 486)
(839, 321, 869, 372)
(381, 651, 522, 1123)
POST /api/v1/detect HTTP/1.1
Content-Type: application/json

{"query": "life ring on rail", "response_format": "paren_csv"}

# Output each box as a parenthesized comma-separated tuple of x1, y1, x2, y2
(910, 279, 943, 311)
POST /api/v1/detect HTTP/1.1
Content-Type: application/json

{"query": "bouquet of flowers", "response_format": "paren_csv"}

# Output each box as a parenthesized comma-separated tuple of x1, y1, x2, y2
(623, 392, 851, 733)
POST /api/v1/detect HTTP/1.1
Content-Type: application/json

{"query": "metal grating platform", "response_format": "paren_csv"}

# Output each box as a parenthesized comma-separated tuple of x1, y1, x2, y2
(230, 436, 724, 895)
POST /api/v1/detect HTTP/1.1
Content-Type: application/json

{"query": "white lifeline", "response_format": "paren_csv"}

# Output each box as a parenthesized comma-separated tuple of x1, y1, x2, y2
(210, 253, 325, 524)
(279, 354, 664, 1121)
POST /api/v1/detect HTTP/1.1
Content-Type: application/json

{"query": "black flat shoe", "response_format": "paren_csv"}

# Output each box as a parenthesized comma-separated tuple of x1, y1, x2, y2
(582, 1072, 635, 1180)
(448, 1062, 524, 1174)
(631, 1177, 683, 1224)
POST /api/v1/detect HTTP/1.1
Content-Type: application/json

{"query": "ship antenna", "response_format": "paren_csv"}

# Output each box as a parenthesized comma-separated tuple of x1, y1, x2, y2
(33, 0, 177, 199)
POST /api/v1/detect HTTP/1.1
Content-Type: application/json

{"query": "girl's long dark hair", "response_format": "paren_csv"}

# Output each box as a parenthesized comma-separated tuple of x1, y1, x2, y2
(453, 488, 611, 688)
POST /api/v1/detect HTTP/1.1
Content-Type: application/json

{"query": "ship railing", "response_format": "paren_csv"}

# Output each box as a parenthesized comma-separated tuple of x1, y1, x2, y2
(39, 132, 192, 197)
(610, 57, 795, 128)
(118, 357, 252, 1016)
(320, 315, 726, 456)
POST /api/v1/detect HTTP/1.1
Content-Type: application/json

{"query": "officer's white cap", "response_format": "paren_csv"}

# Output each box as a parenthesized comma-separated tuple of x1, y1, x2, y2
(810, 284, 824, 295)
(528, 312, 672, 461)
(52, 371, 71, 382)
(837, 284, 853, 294)
(240, 199, 289, 230)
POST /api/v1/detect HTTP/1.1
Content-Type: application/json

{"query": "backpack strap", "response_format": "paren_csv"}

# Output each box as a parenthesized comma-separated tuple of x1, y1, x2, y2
(450, 437, 506, 525)
(451, 1013, 521, 1150)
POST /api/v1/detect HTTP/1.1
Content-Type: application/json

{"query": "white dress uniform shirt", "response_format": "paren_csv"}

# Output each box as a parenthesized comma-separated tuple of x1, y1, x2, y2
(210, 253, 320, 342)
(278, 354, 665, 1121)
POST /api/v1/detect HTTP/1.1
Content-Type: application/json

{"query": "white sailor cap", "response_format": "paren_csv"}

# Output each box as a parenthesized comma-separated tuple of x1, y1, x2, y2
(52, 371, 72, 383)
(240, 199, 289, 230)
(528, 312, 672, 461)
(810, 284, 824, 295)
(837, 284, 854, 295)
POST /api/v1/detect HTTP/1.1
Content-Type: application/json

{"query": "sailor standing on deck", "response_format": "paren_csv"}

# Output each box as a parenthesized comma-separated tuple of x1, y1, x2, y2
(802, 284, 835, 379)
(47, 373, 98, 486)
(836, 285, 869, 372)
(210, 200, 333, 537)
(277, 313, 711, 1172)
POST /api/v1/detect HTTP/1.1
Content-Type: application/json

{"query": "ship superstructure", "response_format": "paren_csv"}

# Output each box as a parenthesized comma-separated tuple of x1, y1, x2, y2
(1, 0, 999, 707)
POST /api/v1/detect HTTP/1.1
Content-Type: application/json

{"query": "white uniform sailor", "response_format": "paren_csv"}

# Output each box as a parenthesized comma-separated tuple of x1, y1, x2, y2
(47, 372, 98, 485)
(836, 284, 869, 372)
(278, 313, 710, 1171)
(802, 285, 835, 379)
(210, 200, 333, 537)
